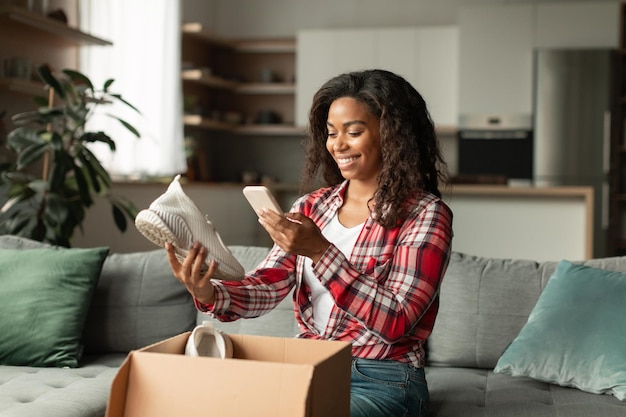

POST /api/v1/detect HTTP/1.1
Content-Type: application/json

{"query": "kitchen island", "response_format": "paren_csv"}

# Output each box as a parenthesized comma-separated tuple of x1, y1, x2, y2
(444, 184, 594, 262)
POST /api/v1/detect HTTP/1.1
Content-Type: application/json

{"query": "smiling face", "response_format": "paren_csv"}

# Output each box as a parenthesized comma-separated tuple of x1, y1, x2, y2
(325, 97, 383, 185)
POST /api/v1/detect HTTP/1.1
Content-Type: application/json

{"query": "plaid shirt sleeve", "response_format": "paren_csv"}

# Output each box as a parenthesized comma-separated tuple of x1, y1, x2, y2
(193, 245, 298, 321)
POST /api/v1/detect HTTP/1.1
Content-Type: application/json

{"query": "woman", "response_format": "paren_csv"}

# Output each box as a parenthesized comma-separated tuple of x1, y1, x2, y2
(166, 69, 453, 417)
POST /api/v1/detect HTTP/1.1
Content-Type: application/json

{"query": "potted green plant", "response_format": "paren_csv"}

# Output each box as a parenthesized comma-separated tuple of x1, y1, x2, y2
(0, 64, 140, 247)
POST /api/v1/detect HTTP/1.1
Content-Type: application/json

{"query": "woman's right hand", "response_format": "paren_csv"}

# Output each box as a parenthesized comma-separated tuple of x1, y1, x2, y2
(165, 242, 216, 305)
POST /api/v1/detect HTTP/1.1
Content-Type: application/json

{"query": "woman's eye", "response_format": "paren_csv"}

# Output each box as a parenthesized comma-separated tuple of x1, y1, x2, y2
(348, 131, 362, 137)
(328, 132, 338, 138)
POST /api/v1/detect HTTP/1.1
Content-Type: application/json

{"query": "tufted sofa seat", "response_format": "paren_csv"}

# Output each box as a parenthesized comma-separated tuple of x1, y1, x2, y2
(426, 367, 626, 416)
(0, 356, 123, 417)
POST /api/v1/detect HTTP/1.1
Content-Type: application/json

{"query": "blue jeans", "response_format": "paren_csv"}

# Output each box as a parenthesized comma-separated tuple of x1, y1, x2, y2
(350, 358, 429, 417)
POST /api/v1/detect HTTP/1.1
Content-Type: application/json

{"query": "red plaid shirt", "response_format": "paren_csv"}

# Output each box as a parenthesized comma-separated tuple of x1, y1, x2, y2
(196, 181, 453, 368)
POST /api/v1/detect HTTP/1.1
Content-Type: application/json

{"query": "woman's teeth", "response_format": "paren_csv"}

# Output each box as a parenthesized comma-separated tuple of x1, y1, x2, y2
(338, 156, 358, 164)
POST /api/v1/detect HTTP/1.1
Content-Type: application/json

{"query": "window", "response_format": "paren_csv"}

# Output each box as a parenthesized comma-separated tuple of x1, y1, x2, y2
(79, 0, 186, 179)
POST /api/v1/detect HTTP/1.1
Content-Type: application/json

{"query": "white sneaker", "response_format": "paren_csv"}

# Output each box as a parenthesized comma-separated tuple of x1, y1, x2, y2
(185, 321, 233, 359)
(135, 174, 245, 281)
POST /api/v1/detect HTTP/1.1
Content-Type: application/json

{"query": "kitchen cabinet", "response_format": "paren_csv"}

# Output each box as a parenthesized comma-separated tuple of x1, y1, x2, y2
(458, 4, 534, 116)
(296, 26, 458, 133)
(458, 2, 620, 117)
(535, 2, 620, 49)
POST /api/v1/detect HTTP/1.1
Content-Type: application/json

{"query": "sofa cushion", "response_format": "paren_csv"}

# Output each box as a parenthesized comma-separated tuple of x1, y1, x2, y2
(428, 252, 626, 370)
(427, 252, 557, 369)
(0, 235, 197, 354)
(0, 245, 109, 368)
(82, 249, 197, 353)
(494, 260, 626, 400)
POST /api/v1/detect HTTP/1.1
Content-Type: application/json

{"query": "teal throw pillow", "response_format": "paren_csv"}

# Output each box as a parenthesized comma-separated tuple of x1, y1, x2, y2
(0, 246, 109, 367)
(494, 260, 626, 400)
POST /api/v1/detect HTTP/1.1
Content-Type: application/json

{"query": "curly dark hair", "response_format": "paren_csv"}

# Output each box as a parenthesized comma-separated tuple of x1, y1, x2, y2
(300, 69, 449, 228)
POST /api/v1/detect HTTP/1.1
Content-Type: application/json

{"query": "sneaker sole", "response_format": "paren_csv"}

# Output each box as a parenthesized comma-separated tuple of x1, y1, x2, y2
(135, 209, 243, 281)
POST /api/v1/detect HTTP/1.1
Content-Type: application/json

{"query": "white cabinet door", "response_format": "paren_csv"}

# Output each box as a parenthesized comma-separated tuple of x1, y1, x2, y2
(535, 2, 620, 48)
(296, 27, 458, 128)
(296, 29, 377, 127)
(458, 4, 534, 116)
(376, 27, 418, 83)
(416, 26, 458, 127)
(296, 30, 336, 127)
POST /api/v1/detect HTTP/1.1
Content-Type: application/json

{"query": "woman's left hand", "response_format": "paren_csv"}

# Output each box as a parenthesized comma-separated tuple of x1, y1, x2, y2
(257, 209, 329, 264)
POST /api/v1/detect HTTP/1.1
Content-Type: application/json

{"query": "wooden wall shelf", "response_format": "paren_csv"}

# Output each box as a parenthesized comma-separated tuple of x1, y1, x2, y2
(0, 6, 111, 46)
(0, 77, 46, 96)
(183, 114, 304, 136)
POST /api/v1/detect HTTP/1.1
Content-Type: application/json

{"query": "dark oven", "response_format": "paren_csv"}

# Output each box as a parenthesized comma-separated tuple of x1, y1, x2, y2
(457, 114, 533, 183)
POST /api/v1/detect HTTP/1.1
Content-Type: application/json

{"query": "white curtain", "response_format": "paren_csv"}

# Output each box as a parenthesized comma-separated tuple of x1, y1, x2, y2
(79, 0, 186, 179)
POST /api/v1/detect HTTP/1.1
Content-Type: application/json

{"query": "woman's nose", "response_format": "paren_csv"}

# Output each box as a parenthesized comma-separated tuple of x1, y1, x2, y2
(333, 133, 348, 151)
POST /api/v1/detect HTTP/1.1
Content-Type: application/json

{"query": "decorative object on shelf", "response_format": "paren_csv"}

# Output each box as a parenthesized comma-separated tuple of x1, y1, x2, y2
(259, 68, 277, 83)
(3, 56, 32, 80)
(46, 8, 67, 24)
(0, 65, 141, 247)
(256, 109, 282, 124)
(26, 0, 47, 15)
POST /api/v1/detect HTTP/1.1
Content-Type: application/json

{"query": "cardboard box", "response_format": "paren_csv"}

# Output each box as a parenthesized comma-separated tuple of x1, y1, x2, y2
(106, 332, 352, 417)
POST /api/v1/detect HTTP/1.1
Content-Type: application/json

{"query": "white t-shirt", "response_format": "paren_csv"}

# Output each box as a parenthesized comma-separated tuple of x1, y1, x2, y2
(302, 213, 364, 333)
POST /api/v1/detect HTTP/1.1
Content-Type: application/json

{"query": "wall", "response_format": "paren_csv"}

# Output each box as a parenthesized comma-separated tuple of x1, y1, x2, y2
(183, 0, 468, 37)
(183, 0, 621, 38)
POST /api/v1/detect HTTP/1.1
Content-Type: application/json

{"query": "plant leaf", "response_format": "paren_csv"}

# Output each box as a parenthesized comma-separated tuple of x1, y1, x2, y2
(77, 152, 102, 193)
(0, 213, 33, 235)
(72, 161, 93, 207)
(103, 79, 114, 92)
(17, 142, 49, 170)
(46, 193, 69, 227)
(80, 131, 116, 151)
(33, 95, 49, 107)
(62, 69, 95, 92)
(110, 194, 139, 219)
(107, 114, 141, 138)
(37, 65, 66, 100)
(27, 179, 49, 193)
(111, 203, 127, 232)
(11, 108, 64, 126)
(82, 147, 112, 188)
(109, 94, 141, 114)
(49, 151, 72, 192)
(7, 127, 45, 152)
(1, 196, 22, 214)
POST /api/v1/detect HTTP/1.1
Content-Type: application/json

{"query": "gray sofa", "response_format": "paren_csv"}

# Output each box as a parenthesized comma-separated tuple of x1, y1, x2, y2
(1, 234, 625, 417)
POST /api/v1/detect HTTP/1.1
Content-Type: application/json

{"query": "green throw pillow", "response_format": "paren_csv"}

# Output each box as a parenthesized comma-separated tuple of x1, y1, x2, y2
(0, 246, 109, 368)
(494, 260, 626, 400)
